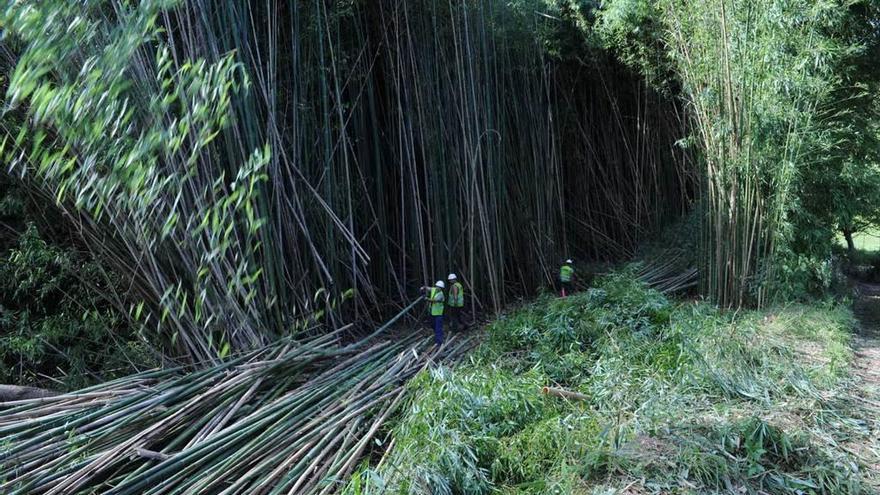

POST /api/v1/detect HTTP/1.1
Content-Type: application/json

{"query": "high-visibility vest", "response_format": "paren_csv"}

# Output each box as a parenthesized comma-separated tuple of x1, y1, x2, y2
(449, 282, 464, 308)
(429, 287, 445, 316)
(560, 264, 574, 283)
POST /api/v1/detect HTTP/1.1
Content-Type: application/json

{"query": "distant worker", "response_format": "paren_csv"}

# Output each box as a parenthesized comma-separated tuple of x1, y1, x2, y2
(560, 259, 575, 297)
(447, 273, 465, 331)
(423, 280, 446, 345)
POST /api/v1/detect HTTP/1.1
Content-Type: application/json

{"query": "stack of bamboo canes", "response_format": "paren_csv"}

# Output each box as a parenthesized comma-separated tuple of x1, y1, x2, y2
(0, 316, 473, 494)
(638, 248, 699, 294)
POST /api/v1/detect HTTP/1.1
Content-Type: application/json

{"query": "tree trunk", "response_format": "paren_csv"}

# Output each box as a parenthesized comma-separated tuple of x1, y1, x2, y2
(0, 385, 58, 401)
(843, 228, 856, 252)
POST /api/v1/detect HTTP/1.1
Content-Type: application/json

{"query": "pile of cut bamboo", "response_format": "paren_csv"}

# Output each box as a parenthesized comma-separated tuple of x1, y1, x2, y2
(638, 248, 699, 294)
(0, 311, 472, 494)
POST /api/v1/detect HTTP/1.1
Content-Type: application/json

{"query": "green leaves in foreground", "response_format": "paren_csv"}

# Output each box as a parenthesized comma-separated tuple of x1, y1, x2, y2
(1, 0, 270, 362)
(351, 272, 868, 494)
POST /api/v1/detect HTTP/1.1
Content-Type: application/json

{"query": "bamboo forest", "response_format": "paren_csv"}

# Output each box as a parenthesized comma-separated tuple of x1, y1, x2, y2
(2, 0, 880, 493)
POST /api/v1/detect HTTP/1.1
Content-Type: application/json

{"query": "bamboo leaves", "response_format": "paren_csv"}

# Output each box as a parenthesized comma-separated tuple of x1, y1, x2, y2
(1, 0, 689, 362)
(2, 1, 271, 361)
(597, 0, 858, 307)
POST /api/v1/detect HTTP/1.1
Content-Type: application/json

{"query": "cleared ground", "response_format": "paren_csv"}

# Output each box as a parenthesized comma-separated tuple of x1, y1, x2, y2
(849, 283, 880, 483)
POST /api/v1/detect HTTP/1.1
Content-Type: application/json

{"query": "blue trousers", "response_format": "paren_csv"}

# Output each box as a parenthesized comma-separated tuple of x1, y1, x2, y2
(433, 315, 444, 345)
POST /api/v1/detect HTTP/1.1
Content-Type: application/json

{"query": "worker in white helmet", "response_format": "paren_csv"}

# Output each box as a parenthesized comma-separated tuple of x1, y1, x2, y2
(421, 280, 446, 345)
(559, 259, 575, 297)
(447, 273, 464, 331)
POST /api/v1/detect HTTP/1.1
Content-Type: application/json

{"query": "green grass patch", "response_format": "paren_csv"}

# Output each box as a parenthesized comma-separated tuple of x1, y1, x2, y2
(838, 228, 880, 252)
(346, 270, 872, 494)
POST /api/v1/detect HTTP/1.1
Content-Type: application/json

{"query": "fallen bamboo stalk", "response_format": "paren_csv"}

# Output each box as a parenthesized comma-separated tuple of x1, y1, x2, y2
(133, 448, 171, 462)
(0, 385, 59, 402)
(541, 386, 589, 401)
(0, 324, 472, 494)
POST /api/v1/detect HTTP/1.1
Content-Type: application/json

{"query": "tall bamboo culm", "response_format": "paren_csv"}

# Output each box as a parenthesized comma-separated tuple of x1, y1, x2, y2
(1, 0, 691, 361)
(661, 0, 842, 308)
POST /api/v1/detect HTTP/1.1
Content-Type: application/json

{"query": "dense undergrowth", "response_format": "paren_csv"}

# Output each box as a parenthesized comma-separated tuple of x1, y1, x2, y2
(346, 271, 874, 494)
(0, 223, 155, 390)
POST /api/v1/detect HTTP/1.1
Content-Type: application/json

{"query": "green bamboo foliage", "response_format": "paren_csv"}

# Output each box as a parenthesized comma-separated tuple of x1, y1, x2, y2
(2, 1, 271, 362)
(1, 0, 689, 361)
(656, 0, 850, 307)
(596, 0, 859, 308)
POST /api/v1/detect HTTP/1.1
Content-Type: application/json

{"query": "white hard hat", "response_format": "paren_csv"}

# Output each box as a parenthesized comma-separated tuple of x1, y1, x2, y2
(566, 259, 573, 264)
(435, 280, 446, 289)
(447, 273, 457, 280)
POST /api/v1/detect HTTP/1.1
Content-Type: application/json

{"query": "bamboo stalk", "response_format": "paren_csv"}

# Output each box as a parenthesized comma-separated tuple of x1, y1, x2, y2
(541, 386, 589, 401)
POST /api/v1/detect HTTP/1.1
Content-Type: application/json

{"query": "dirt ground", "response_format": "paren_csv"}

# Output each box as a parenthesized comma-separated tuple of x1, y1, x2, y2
(850, 283, 880, 486)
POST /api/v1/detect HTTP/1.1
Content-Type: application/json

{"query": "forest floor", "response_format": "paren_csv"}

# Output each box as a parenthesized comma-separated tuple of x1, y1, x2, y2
(848, 282, 880, 482)
(346, 271, 880, 494)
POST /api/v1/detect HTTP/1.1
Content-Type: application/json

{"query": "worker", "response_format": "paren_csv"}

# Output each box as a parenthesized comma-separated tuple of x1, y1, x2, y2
(424, 280, 446, 345)
(447, 273, 464, 331)
(559, 259, 574, 297)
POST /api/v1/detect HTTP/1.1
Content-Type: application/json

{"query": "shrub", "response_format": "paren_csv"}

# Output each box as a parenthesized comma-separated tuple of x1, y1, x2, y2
(0, 224, 155, 389)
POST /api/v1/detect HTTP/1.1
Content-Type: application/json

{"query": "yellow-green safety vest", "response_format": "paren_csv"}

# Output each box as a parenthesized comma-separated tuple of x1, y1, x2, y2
(429, 287, 445, 316)
(560, 264, 574, 283)
(449, 282, 464, 308)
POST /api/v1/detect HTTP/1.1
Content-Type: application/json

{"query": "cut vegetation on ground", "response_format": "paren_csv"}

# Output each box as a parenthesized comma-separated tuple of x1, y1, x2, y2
(1, 1, 880, 493)
(348, 271, 879, 494)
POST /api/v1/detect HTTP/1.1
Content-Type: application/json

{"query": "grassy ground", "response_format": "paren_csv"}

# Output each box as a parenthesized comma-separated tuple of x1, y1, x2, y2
(345, 270, 878, 494)
(839, 229, 880, 252)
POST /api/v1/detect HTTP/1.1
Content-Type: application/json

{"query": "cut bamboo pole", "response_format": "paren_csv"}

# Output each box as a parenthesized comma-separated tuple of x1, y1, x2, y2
(541, 386, 589, 401)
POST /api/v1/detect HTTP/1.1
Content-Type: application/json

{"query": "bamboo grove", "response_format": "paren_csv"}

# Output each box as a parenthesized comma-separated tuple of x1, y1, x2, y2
(661, 0, 854, 308)
(596, 0, 880, 308)
(2, 0, 880, 493)
(0, 0, 689, 362)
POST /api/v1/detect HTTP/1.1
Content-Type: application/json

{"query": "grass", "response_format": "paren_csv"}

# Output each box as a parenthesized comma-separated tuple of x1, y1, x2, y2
(346, 270, 875, 494)
(838, 229, 880, 252)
